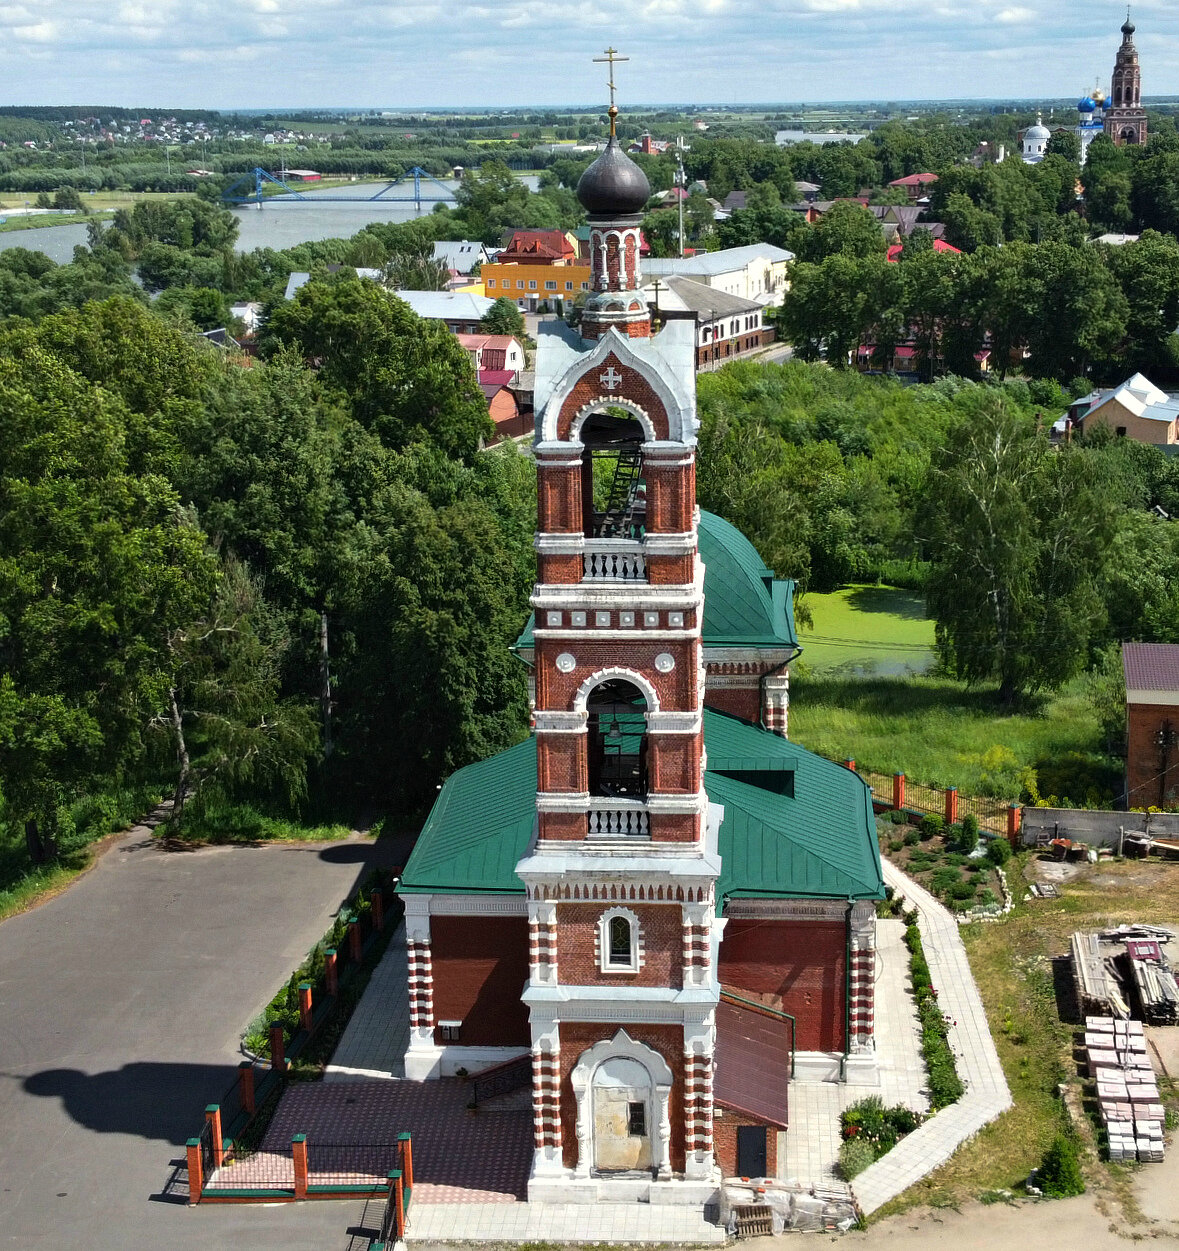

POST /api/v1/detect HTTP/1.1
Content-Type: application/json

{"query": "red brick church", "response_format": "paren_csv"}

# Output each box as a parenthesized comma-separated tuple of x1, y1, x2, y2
(397, 78, 883, 1204)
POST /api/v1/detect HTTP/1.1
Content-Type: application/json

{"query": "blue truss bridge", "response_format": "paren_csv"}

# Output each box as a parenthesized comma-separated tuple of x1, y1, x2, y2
(221, 166, 457, 210)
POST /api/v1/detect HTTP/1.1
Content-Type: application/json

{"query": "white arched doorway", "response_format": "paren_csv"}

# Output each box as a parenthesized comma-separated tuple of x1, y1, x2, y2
(571, 1030, 673, 1179)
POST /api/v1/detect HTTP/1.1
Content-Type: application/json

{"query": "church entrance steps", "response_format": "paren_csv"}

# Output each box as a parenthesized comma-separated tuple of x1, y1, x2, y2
(403, 1199, 726, 1244)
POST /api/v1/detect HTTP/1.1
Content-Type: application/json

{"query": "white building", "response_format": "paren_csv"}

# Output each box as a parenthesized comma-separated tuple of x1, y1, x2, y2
(641, 243, 793, 308)
(1021, 115, 1051, 164)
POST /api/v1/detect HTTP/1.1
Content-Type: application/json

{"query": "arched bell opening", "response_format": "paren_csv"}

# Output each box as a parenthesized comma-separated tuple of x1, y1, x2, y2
(586, 678, 648, 799)
(579, 408, 646, 540)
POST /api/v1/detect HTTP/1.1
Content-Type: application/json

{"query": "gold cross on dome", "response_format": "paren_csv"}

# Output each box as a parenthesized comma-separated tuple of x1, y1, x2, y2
(593, 47, 629, 136)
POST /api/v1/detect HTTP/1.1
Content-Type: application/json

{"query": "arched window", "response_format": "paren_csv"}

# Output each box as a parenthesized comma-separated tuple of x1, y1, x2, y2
(609, 916, 632, 965)
(586, 679, 649, 799)
(599, 907, 641, 973)
(579, 409, 646, 540)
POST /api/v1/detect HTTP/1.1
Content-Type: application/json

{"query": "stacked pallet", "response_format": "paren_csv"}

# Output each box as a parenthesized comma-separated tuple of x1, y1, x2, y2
(1086, 1016, 1165, 1163)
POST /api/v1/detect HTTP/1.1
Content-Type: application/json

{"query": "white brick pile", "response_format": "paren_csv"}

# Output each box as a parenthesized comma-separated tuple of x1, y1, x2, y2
(1086, 1016, 1165, 1163)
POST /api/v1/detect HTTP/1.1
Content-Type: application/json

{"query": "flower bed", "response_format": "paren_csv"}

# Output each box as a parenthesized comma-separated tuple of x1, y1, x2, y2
(838, 1096, 923, 1179)
(904, 915, 965, 1109)
(879, 812, 1008, 914)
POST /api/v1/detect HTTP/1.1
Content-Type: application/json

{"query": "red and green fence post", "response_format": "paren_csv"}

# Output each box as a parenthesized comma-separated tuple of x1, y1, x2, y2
(325, 948, 338, 998)
(270, 1022, 285, 1072)
(186, 1137, 203, 1204)
(371, 888, 385, 932)
(944, 786, 958, 826)
(892, 772, 905, 811)
(205, 1104, 224, 1170)
(292, 1134, 308, 1201)
(238, 1061, 255, 1117)
(298, 981, 313, 1033)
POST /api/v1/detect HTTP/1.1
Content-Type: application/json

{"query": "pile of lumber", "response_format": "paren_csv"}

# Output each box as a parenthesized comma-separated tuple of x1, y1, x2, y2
(1072, 931, 1130, 1017)
(1086, 1016, 1165, 1163)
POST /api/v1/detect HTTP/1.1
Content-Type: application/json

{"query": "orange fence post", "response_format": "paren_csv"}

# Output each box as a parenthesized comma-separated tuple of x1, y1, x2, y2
(348, 915, 362, 962)
(238, 1061, 255, 1117)
(892, 772, 905, 811)
(292, 1134, 308, 1200)
(844, 758, 856, 771)
(298, 981, 313, 1033)
(205, 1104, 224, 1170)
(398, 1130, 414, 1191)
(325, 948, 338, 998)
(944, 787, 958, 827)
(371, 888, 384, 932)
(394, 1170, 405, 1237)
(186, 1137, 203, 1204)
(1007, 804, 1022, 846)
(270, 1022, 286, 1072)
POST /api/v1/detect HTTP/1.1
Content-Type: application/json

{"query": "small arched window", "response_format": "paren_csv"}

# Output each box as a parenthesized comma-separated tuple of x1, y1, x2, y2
(609, 916, 632, 965)
(599, 907, 641, 974)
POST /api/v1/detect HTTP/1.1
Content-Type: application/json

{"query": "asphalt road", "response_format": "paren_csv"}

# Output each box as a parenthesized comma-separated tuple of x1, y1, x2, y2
(0, 826, 400, 1250)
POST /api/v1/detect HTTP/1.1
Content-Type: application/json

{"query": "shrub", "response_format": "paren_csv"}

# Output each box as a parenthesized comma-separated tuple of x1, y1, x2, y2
(903, 829, 920, 847)
(931, 866, 960, 893)
(958, 814, 980, 854)
(888, 838, 904, 852)
(919, 813, 944, 840)
(839, 1136, 877, 1180)
(986, 838, 1011, 866)
(1037, 1134, 1085, 1198)
(949, 880, 976, 900)
(888, 809, 908, 825)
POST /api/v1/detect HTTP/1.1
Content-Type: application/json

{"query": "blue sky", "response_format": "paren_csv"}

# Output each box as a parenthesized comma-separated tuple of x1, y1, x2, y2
(1, 1, 1175, 109)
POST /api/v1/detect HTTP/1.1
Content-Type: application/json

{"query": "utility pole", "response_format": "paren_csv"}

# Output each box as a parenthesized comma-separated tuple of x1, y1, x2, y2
(676, 136, 686, 258)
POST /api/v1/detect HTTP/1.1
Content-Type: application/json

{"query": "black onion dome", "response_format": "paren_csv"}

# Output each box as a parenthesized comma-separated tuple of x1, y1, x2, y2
(577, 138, 651, 217)
(1122, 15, 1135, 35)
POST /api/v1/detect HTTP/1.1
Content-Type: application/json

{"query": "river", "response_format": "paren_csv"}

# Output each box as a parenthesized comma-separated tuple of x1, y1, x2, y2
(0, 175, 540, 264)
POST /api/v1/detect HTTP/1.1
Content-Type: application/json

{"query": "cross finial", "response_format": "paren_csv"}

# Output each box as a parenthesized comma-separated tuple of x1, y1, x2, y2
(593, 47, 629, 138)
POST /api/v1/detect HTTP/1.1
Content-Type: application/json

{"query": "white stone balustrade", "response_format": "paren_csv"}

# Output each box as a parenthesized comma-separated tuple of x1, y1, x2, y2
(583, 541, 646, 582)
(586, 803, 650, 837)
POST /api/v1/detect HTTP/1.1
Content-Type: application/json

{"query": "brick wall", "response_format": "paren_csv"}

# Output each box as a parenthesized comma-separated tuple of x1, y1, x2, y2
(703, 685, 762, 723)
(1126, 702, 1179, 807)
(713, 1108, 779, 1179)
(429, 916, 531, 1047)
(556, 356, 670, 442)
(555, 903, 683, 989)
(535, 639, 698, 711)
(719, 918, 847, 1053)
(558, 1021, 686, 1172)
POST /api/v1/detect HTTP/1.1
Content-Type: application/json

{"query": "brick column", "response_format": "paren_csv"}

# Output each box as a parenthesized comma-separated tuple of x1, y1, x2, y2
(204, 1104, 224, 1170)
(847, 901, 877, 1071)
(298, 982, 313, 1033)
(944, 786, 958, 826)
(529, 900, 558, 985)
(892, 772, 905, 811)
(1007, 804, 1022, 846)
(407, 936, 434, 1032)
(398, 1131, 414, 1191)
(371, 888, 384, 932)
(531, 1041, 563, 1154)
(238, 1061, 255, 1117)
(762, 670, 790, 738)
(269, 1022, 285, 1072)
(324, 948, 338, 998)
(682, 1048, 714, 1164)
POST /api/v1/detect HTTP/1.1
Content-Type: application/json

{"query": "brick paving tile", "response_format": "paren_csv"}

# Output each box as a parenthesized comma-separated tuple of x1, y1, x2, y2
(405, 1201, 726, 1244)
(209, 1078, 531, 1203)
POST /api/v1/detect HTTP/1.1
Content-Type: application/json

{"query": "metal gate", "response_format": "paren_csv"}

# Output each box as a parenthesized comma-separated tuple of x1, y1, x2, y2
(199, 1118, 216, 1181)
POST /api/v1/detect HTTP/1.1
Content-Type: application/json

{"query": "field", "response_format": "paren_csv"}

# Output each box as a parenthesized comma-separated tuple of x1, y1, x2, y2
(789, 585, 1115, 800)
(876, 853, 1179, 1219)
(798, 584, 935, 676)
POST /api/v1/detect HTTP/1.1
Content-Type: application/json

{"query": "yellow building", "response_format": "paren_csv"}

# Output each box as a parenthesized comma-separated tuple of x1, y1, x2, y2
(481, 229, 592, 312)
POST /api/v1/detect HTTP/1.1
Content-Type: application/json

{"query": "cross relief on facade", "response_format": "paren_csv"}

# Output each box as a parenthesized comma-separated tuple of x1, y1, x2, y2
(599, 366, 623, 390)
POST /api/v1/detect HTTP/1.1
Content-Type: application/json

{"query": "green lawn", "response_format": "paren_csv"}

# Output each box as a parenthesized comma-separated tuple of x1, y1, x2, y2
(789, 673, 1118, 800)
(798, 584, 936, 676)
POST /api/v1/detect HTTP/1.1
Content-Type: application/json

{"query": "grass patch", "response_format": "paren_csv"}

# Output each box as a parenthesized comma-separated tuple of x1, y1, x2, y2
(798, 584, 935, 676)
(0, 780, 166, 922)
(165, 800, 351, 845)
(790, 672, 1111, 796)
(874, 854, 1179, 1219)
(0, 211, 113, 232)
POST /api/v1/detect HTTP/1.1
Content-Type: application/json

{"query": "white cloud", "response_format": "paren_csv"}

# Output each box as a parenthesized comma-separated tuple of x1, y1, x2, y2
(995, 6, 1035, 22)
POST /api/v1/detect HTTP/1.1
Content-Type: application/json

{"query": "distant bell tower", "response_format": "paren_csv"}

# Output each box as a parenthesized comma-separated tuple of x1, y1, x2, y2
(1105, 10, 1148, 147)
(517, 49, 721, 1204)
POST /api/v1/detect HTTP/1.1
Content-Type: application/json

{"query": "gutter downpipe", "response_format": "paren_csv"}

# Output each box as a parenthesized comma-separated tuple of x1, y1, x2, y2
(842, 896, 853, 1082)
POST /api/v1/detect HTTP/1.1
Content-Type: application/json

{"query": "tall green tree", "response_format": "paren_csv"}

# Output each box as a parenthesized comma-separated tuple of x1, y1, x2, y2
(924, 405, 1111, 705)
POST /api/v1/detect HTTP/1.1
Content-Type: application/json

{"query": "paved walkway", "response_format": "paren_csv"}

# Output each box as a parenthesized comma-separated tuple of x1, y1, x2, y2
(405, 1200, 726, 1244)
(851, 861, 1013, 1215)
(325, 922, 410, 1080)
(781, 917, 929, 1185)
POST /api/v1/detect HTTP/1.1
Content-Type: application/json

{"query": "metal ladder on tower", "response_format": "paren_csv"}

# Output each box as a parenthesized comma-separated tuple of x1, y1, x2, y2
(598, 451, 644, 538)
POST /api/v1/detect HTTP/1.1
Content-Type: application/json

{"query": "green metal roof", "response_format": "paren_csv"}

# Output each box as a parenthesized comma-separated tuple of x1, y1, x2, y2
(398, 710, 882, 905)
(513, 510, 797, 653)
(399, 737, 537, 895)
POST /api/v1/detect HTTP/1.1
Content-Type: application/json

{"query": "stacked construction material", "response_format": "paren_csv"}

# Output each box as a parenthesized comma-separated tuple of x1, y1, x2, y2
(1086, 1016, 1165, 1163)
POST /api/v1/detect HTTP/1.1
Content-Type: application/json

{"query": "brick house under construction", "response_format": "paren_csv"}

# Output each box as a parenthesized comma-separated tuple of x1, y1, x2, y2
(396, 100, 883, 1206)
